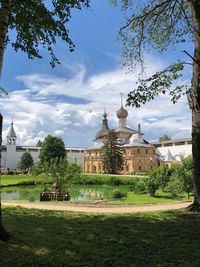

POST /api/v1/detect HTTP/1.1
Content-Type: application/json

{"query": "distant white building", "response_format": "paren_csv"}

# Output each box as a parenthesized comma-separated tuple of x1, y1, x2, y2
(1, 122, 87, 170)
(151, 138, 192, 167)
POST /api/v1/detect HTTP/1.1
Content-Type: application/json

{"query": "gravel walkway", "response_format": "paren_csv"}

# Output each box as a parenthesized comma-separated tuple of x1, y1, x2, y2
(2, 201, 192, 213)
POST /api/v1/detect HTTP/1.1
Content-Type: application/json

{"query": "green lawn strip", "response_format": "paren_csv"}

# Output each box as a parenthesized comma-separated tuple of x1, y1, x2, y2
(109, 191, 191, 205)
(1, 175, 44, 186)
(0, 206, 199, 267)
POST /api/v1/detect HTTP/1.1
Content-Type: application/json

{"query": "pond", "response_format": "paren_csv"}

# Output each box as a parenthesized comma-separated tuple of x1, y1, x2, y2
(1, 184, 129, 203)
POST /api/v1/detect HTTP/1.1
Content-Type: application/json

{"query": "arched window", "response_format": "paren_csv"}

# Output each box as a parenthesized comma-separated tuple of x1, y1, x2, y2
(87, 164, 90, 173)
(93, 165, 97, 173)
(126, 164, 129, 172)
(138, 161, 142, 171)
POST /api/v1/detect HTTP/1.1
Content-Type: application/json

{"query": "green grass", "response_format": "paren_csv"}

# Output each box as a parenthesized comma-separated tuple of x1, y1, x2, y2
(1, 174, 44, 186)
(109, 191, 191, 205)
(1, 206, 200, 266)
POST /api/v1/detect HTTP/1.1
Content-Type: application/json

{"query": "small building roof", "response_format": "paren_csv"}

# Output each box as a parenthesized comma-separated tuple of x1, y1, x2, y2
(7, 123, 17, 138)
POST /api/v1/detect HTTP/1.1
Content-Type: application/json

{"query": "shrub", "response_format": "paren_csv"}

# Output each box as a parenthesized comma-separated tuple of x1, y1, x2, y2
(146, 167, 172, 196)
(29, 197, 35, 202)
(165, 175, 184, 198)
(112, 189, 126, 199)
(18, 180, 36, 186)
(134, 179, 146, 194)
(107, 176, 121, 186)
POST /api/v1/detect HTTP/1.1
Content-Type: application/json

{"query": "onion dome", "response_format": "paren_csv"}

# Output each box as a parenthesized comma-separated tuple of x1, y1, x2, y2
(95, 111, 110, 140)
(116, 106, 128, 119)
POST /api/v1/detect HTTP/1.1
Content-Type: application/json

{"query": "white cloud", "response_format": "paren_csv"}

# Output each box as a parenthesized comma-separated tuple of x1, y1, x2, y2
(1, 58, 191, 147)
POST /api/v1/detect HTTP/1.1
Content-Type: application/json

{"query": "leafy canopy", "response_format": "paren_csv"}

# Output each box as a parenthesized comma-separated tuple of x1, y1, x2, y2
(110, 0, 192, 106)
(17, 151, 34, 170)
(39, 135, 66, 163)
(4, 0, 90, 67)
(159, 135, 171, 142)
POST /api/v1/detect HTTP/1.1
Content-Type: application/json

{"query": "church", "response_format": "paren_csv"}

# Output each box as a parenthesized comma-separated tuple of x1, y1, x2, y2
(84, 98, 159, 174)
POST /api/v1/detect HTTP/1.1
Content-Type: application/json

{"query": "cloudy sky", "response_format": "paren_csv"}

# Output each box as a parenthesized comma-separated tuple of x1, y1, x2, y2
(0, 1, 192, 147)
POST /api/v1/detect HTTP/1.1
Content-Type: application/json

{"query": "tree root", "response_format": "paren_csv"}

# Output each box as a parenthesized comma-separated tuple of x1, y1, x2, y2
(187, 202, 200, 212)
(0, 225, 9, 241)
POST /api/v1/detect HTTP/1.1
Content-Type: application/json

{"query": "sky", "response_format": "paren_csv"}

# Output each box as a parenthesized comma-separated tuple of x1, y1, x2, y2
(0, 0, 192, 147)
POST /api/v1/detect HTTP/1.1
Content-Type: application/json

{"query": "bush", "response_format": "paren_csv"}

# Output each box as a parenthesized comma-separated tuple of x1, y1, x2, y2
(112, 189, 126, 199)
(18, 180, 36, 186)
(146, 175, 160, 197)
(146, 167, 172, 196)
(107, 176, 121, 186)
(165, 175, 184, 198)
(134, 179, 146, 194)
(29, 197, 35, 202)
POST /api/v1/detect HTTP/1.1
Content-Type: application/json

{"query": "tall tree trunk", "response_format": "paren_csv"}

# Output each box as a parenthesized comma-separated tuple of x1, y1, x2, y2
(188, 1, 200, 211)
(0, 114, 9, 241)
(0, 0, 11, 240)
(0, 0, 11, 78)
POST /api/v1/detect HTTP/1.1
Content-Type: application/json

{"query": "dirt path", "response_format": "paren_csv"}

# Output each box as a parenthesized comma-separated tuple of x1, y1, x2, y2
(2, 201, 192, 213)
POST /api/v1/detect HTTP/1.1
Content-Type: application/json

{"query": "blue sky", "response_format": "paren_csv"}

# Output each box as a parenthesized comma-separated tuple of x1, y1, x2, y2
(0, 0, 192, 147)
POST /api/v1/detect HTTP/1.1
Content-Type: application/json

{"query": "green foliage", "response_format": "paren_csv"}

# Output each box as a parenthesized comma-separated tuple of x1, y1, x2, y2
(36, 140, 43, 147)
(134, 179, 146, 194)
(127, 62, 188, 107)
(107, 176, 121, 186)
(166, 155, 193, 198)
(74, 174, 137, 185)
(113, 0, 191, 67)
(165, 173, 184, 198)
(146, 167, 172, 196)
(39, 135, 66, 164)
(112, 189, 126, 199)
(159, 135, 171, 141)
(38, 158, 81, 192)
(29, 196, 35, 202)
(17, 152, 34, 171)
(102, 130, 124, 174)
(4, 0, 90, 67)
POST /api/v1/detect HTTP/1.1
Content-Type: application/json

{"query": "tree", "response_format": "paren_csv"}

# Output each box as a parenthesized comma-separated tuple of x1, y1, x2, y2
(32, 157, 81, 193)
(0, 0, 90, 241)
(159, 135, 172, 142)
(0, 114, 8, 240)
(112, 0, 200, 211)
(48, 159, 81, 193)
(39, 135, 66, 164)
(0, 0, 90, 76)
(146, 167, 172, 197)
(102, 130, 124, 174)
(36, 140, 43, 147)
(177, 155, 193, 198)
(18, 152, 34, 171)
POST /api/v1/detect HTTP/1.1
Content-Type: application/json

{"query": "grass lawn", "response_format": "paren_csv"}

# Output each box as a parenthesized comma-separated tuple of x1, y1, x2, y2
(1, 174, 44, 186)
(1, 206, 200, 266)
(109, 192, 191, 205)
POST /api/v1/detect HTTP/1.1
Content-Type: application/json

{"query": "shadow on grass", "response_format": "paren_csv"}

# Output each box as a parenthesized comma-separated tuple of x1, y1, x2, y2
(0, 206, 200, 267)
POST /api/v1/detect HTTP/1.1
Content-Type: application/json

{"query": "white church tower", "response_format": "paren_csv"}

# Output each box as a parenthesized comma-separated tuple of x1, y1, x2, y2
(5, 121, 17, 169)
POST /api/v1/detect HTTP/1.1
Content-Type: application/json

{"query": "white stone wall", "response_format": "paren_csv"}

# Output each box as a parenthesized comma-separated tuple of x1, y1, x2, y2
(1, 146, 86, 170)
(156, 143, 192, 161)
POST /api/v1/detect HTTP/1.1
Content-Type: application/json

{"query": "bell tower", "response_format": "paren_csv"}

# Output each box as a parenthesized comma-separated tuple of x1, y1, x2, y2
(6, 119, 17, 169)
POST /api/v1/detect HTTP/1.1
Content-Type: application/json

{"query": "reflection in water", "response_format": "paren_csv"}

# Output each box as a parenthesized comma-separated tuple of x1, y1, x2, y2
(1, 185, 128, 202)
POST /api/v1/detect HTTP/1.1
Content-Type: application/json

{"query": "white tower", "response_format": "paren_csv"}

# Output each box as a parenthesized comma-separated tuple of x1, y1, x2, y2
(5, 121, 17, 169)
